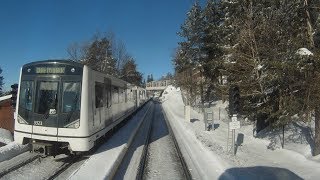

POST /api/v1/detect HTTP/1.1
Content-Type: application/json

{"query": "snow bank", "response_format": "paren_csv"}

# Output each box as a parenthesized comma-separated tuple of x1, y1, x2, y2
(0, 142, 29, 162)
(0, 128, 13, 145)
(69, 103, 151, 180)
(161, 86, 320, 179)
(161, 86, 231, 179)
(0, 129, 27, 162)
(256, 121, 317, 158)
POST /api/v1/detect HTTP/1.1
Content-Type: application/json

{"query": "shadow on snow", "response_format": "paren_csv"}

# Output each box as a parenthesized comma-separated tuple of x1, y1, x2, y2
(219, 166, 303, 180)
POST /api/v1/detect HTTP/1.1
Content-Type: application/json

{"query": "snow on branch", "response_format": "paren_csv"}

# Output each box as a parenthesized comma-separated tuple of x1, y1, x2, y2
(296, 48, 314, 56)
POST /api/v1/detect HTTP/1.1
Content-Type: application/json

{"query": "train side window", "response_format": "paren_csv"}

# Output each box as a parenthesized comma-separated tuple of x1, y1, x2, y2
(119, 88, 123, 103)
(95, 82, 104, 108)
(112, 86, 119, 104)
(62, 82, 81, 113)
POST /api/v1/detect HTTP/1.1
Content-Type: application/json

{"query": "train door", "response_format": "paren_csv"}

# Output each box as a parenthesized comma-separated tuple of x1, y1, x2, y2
(104, 78, 112, 126)
(94, 82, 104, 127)
(32, 77, 60, 139)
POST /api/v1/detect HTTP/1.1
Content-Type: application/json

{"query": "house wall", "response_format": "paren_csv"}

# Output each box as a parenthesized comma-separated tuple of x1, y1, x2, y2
(0, 100, 14, 132)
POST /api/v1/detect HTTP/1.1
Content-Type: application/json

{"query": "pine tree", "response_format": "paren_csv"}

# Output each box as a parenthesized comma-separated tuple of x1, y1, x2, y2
(177, 1, 206, 105)
(219, 0, 310, 127)
(201, 0, 225, 101)
(293, 0, 320, 155)
(121, 59, 143, 86)
(147, 75, 150, 83)
(84, 37, 118, 76)
(172, 45, 193, 73)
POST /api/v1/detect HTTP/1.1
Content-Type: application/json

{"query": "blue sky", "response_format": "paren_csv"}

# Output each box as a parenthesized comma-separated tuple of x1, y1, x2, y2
(0, 0, 204, 91)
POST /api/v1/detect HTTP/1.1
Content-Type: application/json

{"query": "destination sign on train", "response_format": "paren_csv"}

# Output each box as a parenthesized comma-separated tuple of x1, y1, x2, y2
(35, 67, 65, 74)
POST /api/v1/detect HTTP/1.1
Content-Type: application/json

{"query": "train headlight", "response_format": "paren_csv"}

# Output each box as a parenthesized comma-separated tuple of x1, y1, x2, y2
(17, 115, 28, 124)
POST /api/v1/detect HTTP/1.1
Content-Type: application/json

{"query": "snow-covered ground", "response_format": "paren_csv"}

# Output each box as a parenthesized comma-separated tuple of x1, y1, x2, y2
(161, 85, 320, 180)
(0, 128, 29, 163)
(2, 87, 320, 179)
(0, 142, 29, 162)
(0, 128, 13, 145)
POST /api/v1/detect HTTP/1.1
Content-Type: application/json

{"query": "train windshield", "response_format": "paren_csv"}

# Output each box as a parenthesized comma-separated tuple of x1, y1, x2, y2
(35, 81, 58, 114)
(18, 79, 81, 128)
(17, 61, 83, 128)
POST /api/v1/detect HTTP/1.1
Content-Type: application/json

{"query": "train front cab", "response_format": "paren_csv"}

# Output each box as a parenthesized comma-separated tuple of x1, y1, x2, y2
(14, 61, 90, 155)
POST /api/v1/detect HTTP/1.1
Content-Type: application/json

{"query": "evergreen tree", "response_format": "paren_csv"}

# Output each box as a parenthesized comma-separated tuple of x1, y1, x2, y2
(174, 1, 320, 148)
(201, 0, 225, 101)
(178, 1, 205, 66)
(142, 79, 146, 88)
(147, 75, 150, 83)
(121, 59, 143, 86)
(84, 37, 118, 76)
(146, 74, 154, 82)
(292, 0, 320, 155)
(172, 45, 192, 73)
(219, 0, 305, 123)
(176, 1, 206, 105)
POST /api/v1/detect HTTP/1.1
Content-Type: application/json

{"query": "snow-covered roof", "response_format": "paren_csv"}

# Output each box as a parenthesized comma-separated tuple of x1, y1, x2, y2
(0, 95, 12, 102)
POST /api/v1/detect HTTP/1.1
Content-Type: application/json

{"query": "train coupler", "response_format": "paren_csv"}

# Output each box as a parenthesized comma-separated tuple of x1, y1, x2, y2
(31, 141, 56, 157)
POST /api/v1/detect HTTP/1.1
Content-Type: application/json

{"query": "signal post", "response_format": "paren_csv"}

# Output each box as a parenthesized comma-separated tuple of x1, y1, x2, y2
(10, 83, 18, 110)
(10, 83, 18, 125)
(227, 85, 241, 155)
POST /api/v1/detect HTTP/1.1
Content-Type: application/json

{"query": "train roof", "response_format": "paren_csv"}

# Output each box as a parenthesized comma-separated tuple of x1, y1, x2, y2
(22, 60, 146, 90)
(23, 60, 84, 68)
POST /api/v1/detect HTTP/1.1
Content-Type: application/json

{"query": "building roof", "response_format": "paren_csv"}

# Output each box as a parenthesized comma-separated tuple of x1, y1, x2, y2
(0, 95, 12, 102)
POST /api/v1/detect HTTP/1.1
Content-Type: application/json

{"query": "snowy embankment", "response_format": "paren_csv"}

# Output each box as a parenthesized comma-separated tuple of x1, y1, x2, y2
(0, 128, 13, 145)
(161, 85, 320, 180)
(69, 102, 151, 180)
(0, 128, 29, 162)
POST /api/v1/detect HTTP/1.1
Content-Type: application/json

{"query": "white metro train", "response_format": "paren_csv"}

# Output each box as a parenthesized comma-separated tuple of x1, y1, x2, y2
(14, 60, 147, 156)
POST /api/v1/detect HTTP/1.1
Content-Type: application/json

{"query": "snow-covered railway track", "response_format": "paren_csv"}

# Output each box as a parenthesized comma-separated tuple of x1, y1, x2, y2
(0, 150, 88, 180)
(46, 154, 82, 180)
(136, 104, 154, 180)
(0, 152, 41, 178)
(114, 101, 191, 180)
(139, 103, 191, 180)
(161, 104, 192, 180)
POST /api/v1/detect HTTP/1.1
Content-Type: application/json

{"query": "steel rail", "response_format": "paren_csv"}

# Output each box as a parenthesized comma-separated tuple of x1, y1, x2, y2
(161, 105, 192, 180)
(136, 103, 155, 180)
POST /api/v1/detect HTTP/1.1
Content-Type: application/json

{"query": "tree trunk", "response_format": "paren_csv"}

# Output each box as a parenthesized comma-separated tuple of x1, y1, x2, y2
(314, 107, 320, 156)
(200, 69, 204, 108)
(304, 0, 315, 47)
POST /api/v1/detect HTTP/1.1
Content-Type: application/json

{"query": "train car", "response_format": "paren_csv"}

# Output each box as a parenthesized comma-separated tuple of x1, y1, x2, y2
(14, 60, 147, 156)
